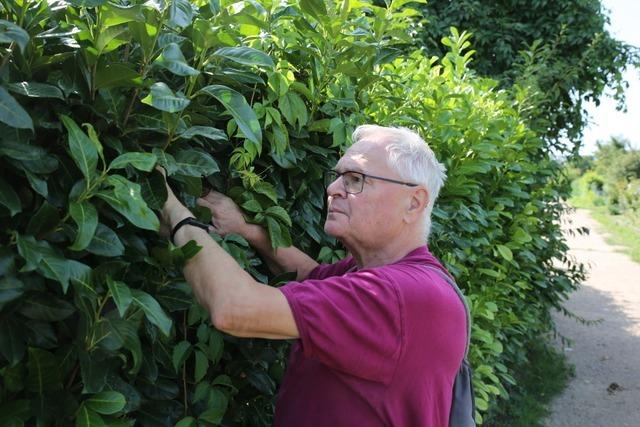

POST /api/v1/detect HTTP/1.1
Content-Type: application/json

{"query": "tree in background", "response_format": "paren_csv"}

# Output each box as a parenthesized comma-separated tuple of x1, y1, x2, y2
(418, 0, 639, 150)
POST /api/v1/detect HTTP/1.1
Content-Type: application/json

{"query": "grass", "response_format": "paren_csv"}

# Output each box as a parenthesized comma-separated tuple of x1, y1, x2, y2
(484, 339, 574, 427)
(569, 188, 640, 263)
(582, 207, 640, 263)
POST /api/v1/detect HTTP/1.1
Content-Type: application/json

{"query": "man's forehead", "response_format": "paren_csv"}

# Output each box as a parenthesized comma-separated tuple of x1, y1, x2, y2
(337, 139, 389, 168)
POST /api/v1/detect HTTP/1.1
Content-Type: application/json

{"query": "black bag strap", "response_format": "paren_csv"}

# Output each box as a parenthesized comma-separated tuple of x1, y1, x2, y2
(425, 266, 471, 359)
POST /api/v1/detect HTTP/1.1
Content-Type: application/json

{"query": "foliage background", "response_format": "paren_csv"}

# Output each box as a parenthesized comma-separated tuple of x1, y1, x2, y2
(0, 0, 632, 425)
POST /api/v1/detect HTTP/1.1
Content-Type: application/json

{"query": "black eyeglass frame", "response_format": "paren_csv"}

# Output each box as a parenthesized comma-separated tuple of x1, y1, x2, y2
(324, 170, 419, 195)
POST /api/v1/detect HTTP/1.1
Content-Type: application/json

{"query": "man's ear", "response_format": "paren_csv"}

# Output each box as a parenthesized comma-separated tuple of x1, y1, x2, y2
(405, 188, 429, 223)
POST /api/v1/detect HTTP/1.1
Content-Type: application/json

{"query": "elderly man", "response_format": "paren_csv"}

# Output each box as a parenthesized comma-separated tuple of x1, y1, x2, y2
(160, 125, 467, 426)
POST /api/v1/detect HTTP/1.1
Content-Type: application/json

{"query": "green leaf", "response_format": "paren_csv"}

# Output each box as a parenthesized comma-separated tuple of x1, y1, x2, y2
(0, 139, 47, 161)
(85, 391, 126, 415)
(131, 289, 172, 336)
(198, 389, 228, 424)
(152, 148, 179, 175)
(178, 126, 227, 141)
(0, 20, 29, 53)
(26, 348, 62, 393)
(75, 405, 107, 427)
(141, 168, 168, 210)
(242, 199, 263, 213)
(194, 349, 208, 382)
(26, 201, 60, 236)
(279, 91, 308, 128)
(0, 318, 26, 366)
(253, 181, 278, 203)
(175, 417, 196, 427)
(100, 2, 145, 27)
(299, 0, 328, 24)
(95, 63, 143, 89)
(0, 176, 22, 216)
(0, 277, 24, 311)
(154, 43, 199, 76)
(168, 0, 194, 28)
(109, 152, 157, 172)
(68, 0, 108, 6)
(19, 294, 75, 321)
(6, 82, 64, 99)
(69, 201, 99, 251)
(86, 224, 125, 257)
(95, 24, 130, 55)
(213, 46, 274, 69)
(265, 206, 292, 227)
(174, 149, 219, 177)
(141, 82, 190, 113)
(107, 277, 132, 317)
(496, 244, 513, 261)
(172, 340, 192, 373)
(266, 216, 291, 248)
(60, 115, 99, 183)
(197, 85, 261, 149)
(0, 87, 33, 130)
(97, 175, 159, 231)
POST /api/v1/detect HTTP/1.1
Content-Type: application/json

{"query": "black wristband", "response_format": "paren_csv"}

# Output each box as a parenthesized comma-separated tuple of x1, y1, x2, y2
(170, 217, 210, 245)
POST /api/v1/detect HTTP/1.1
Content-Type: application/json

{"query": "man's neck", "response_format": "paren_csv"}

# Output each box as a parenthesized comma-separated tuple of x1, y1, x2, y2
(349, 234, 426, 269)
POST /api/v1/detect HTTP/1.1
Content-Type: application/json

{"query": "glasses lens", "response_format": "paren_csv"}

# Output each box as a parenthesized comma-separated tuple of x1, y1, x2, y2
(343, 172, 364, 194)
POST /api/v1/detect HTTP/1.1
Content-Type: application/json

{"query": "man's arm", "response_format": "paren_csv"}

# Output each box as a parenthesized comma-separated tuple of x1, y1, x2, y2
(197, 191, 319, 281)
(161, 183, 300, 340)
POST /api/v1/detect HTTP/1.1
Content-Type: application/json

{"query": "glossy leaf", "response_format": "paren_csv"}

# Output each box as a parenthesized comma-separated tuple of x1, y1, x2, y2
(26, 348, 61, 393)
(168, 0, 194, 28)
(178, 126, 228, 141)
(174, 149, 219, 177)
(172, 341, 192, 373)
(85, 391, 126, 415)
(19, 294, 75, 321)
(0, 318, 26, 366)
(69, 201, 99, 251)
(141, 82, 190, 113)
(194, 350, 208, 382)
(140, 168, 168, 210)
(154, 43, 199, 76)
(107, 277, 132, 317)
(97, 175, 159, 231)
(0, 87, 33, 130)
(197, 85, 261, 149)
(0, 277, 24, 311)
(86, 224, 125, 257)
(95, 64, 142, 89)
(213, 46, 274, 69)
(108, 152, 157, 172)
(6, 82, 64, 99)
(131, 289, 172, 336)
(75, 405, 107, 427)
(0, 176, 21, 216)
(60, 115, 99, 183)
(0, 19, 29, 52)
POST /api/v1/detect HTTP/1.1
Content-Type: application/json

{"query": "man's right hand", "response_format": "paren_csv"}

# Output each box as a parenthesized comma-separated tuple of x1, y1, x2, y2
(197, 191, 251, 238)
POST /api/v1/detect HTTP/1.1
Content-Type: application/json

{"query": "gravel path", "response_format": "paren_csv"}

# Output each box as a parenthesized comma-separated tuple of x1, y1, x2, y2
(544, 208, 640, 427)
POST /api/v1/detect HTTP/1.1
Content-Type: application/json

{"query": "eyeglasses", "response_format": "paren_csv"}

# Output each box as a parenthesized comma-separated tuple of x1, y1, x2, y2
(324, 170, 418, 195)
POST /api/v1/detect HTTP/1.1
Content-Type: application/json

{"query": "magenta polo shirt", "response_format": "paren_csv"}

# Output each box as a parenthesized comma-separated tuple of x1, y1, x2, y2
(275, 246, 467, 427)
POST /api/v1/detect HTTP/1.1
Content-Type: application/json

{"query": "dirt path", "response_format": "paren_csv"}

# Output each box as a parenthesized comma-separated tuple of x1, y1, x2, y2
(544, 208, 640, 427)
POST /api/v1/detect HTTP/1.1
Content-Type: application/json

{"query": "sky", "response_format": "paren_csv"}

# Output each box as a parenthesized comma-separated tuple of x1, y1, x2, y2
(580, 0, 640, 155)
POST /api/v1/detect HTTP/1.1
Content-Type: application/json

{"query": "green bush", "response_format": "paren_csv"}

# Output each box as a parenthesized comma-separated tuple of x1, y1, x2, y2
(0, 0, 583, 425)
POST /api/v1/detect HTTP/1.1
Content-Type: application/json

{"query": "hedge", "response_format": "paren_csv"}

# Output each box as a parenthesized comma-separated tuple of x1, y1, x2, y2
(0, 0, 584, 425)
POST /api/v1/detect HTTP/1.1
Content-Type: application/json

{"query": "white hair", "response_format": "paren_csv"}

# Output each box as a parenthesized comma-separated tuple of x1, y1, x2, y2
(351, 125, 447, 240)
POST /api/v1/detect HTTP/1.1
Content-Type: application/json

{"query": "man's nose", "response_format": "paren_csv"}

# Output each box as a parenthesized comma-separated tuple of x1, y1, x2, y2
(326, 175, 346, 198)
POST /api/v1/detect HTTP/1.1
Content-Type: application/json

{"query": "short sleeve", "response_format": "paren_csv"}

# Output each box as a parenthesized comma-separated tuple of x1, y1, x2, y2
(279, 269, 403, 384)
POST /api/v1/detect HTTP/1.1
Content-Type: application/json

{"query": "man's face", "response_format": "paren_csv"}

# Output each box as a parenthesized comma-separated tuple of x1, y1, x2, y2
(324, 138, 412, 251)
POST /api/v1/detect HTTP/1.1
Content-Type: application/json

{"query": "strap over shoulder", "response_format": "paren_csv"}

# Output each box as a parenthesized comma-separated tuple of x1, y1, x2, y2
(424, 266, 472, 359)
